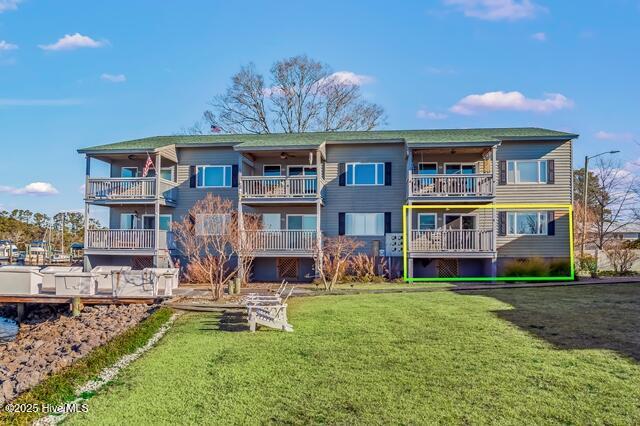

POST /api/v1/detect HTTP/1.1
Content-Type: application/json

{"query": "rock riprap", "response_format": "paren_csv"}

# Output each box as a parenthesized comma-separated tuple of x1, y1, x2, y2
(0, 304, 154, 405)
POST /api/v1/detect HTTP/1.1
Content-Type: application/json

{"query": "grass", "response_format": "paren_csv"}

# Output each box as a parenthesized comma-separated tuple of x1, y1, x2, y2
(303, 281, 452, 291)
(2, 307, 173, 426)
(64, 284, 640, 425)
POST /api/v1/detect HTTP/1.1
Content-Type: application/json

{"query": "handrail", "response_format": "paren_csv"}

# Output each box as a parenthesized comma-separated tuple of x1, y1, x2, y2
(410, 229, 494, 252)
(241, 230, 318, 252)
(409, 173, 494, 197)
(86, 229, 167, 250)
(241, 175, 319, 198)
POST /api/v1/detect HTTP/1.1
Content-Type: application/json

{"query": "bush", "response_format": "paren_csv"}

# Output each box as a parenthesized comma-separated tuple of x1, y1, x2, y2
(549, 259, 571, 276)
(578, 254, 598, 275)
(503, 258, 549, 277)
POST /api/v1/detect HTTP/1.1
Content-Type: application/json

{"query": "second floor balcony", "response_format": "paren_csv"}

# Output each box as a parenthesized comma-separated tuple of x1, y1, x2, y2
(86, 177, 178, 205)
(85, 229, 174, 254)
(409, 229, 495, 257)
(241, 230, 319, 256)
(408, 173, 494, 199)
(241, 176, 323, 202)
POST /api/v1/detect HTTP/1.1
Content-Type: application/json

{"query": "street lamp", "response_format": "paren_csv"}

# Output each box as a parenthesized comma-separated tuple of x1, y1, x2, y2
(580, 150, 620, 257)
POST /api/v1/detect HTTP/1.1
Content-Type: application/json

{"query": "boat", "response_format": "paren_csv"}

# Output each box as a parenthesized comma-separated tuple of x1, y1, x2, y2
(0, 240, 19, 262)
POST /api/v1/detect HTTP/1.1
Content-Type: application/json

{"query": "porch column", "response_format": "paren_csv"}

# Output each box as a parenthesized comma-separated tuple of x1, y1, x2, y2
(154, 153, 161, 267)
(315, 149, 323, 279)
(83, 156, 91, 272)
(237, 154, 245, 283)
(406, 202, 413, 280)
(406, 147, 413, 197)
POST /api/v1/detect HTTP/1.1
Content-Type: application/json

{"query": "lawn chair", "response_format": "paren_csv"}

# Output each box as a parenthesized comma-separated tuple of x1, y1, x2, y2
(246, 280, 287, 302)
(248, 288, 294, 332)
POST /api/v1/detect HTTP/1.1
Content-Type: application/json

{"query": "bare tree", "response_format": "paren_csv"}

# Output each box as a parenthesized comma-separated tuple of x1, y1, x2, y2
(188, 55, 385, 134)
(604, 240, 639, 274)
(318, 236, 364, 291)
(172, 195, 241, 299)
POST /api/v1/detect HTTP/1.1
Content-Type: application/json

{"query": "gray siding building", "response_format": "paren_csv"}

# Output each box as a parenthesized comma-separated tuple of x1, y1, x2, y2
(78, 128, 577, 281)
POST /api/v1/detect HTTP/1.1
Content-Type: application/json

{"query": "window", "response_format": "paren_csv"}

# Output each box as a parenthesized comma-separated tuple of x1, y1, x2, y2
(345, 213, 384, 236)
(346, 163, 384, 186)
(418, 213, 436, 230)
(288, 166, 317, 176)
(121, 167, 138, 178)
(160, 167, 174, 181)
(142, 215, 172, 231)
(195, 214, 231, 235)
(507, 211, 548, 235)
(261, 213, 281, 230)
(263, 165, 281, 176)
(287, 215, 317, 230)
(444, 214, 476, 230)
(120, 213, 137, 229)
(196, 165, 232, 188)
(417, 163, 437, 175)
(507, 160, 548, 184)
(445, 164, 475, 175)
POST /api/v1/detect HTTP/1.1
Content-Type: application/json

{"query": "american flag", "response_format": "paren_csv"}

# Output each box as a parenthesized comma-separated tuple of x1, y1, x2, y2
(211, 124, 222, 133)
(142, 154, 154, 177)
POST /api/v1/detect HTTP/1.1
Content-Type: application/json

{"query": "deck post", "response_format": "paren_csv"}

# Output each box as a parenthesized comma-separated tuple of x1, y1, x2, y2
(16, 303, 25, 322)
(315, 149, 323, 279)
(71, 297, 83, 317)
(237, 154, 245, 283)
(83, 155, 91, 272)
(406, 147, 413, 197)
(154, 152, 161, 267)
(408, 258, 414, 281)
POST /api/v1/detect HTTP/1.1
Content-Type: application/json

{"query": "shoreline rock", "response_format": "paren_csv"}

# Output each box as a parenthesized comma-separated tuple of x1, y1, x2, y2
(0, 303, 156, 405)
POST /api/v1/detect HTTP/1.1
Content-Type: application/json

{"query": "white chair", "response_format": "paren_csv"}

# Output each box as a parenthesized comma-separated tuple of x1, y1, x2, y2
(246, 281, 287, 303)
(248, 288, 294, 332)
(0, 266, 43, 295)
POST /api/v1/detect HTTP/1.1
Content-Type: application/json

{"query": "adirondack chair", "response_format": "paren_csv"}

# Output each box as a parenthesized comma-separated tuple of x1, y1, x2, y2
(248, 288, 294, 332)
(247, 287, 293, 307)
(246, 280, 287, 302)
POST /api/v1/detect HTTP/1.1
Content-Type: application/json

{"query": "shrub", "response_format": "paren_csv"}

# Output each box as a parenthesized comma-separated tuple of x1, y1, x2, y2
(346, 254, 388, 283)
(549, 259, 571, 277)
(503, 257, 549, 277)
(578, 254, 598, 275)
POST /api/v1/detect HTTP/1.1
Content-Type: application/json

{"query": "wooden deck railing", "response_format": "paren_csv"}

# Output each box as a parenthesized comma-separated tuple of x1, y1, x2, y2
(241, 176, 319, 198)
(410, 229, 494, 253)
(86, 229, 169, 250)
(409, 174, 494, 197)
(86, 178, 178, 202)
(242, 230, 318, 253)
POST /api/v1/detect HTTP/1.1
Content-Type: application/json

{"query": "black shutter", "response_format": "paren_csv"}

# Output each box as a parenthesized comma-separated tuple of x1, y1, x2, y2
(384, 162, 392, 186)
(498, 160, 507, 185)
(498, 211, 507, 236)
(338, 163, 346, 186)
(547, 211, 555, 235)
(231, 164, 239, 187)
(384, 212, 391, 233)
(338, 213, 345, 235)
(189, 166, 197, 188)
(547, 160, 555, 184)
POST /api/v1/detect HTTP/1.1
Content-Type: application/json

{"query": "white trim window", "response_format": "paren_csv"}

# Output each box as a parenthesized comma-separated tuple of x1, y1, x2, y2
(346, 162, 384, 186)
(507, 160, 548, 184)
(160, 167, 174, 181)
(142, 214, 172, 231)
(287, 214, 317, 231)
(121, 167, 138, 178)
(507, 211, 548, 235)
(195, 214, 231, 236)
(120, 213, 138, 229)
(345, 213, 384, 236)
(417, 213, 436, 230)
(196, 165, 232, 188)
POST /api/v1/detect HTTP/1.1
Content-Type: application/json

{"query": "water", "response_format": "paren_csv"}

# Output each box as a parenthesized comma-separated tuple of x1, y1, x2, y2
(0, 317, 19, 342)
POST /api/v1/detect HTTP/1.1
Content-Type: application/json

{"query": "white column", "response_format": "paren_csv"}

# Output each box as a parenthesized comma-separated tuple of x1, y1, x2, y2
(83, 156, 91, 272)
(315, 149, 323, 277)
(406, 148, 413, 197)
(237, 154, 245, 283)
(154, 153, 161, 267)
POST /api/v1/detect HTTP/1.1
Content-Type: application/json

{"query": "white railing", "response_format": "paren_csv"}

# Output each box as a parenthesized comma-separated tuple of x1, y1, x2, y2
(410, 229, 494, 253)
(241, 176, 319, 198)
(409, 174, 494, 197)
(87, 178, 156, 200)
(242, 230, 318, 253)
(86, 229, 167, 250)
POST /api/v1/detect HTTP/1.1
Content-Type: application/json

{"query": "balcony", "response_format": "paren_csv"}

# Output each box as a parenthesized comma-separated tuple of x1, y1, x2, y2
(240, 176, 322, 202)
(241, 230, 318, 256)
(85, 178, 178, 205)
(408, 174, 494, 199)
(409, 229, 494, 257)
(85, 229, 173, 254)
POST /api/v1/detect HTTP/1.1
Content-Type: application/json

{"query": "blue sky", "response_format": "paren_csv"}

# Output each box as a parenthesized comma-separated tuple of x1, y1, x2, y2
(0, 0, 639, 216)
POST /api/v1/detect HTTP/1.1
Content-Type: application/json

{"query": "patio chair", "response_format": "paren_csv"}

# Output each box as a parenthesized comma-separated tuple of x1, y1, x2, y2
(248, 288, 294, 332)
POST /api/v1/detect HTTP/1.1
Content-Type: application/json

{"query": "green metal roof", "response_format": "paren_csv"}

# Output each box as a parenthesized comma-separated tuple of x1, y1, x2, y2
(78, 128, 578, 153)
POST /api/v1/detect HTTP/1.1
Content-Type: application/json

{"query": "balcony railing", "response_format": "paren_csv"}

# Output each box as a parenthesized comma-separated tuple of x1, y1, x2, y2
(409, 173, 494, 198)
(410, 229, 494, 253)
(242, 230, 318, 253)
(86, 178, 178, 202)
(86, 229, 170, 250)
(241, 176, 320, 199)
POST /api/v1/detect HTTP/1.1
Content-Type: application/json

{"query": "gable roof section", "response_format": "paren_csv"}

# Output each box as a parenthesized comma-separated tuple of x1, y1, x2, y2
(78, 128, 578, 153)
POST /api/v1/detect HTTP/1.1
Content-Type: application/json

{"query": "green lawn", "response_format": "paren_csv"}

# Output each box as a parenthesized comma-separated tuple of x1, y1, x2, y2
(67, 284, 640, 425)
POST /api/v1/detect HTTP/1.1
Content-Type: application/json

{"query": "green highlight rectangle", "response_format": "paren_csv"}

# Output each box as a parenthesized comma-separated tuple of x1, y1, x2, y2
(402, 204, 574, 283)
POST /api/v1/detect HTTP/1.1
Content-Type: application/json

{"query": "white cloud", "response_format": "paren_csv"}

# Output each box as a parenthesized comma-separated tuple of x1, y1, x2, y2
(595, 131, 634, 141)
(263, 70, 374, 97)
(531, 32, 546, 41)
(0, 40, 17, 51)
(39, 33, 106, 51)
(101, 73, 126, 83)
(443, 0, 544, 21)
(417, 108, 448, 120)
(450, 91, 574, 115)
(0, 0, 20, 13)
(0, 98, 82, 106)
(0, 182, 59, 195)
